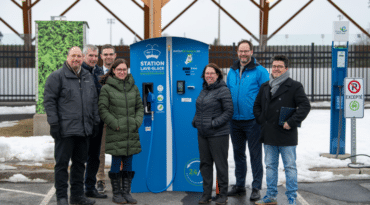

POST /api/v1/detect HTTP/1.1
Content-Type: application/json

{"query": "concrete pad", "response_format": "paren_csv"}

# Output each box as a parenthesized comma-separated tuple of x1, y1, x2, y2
(33, 114, 49, 136)
(309, 167, 360, 176)
(320, 153, 351, 159)
(360, 168, 370, 175)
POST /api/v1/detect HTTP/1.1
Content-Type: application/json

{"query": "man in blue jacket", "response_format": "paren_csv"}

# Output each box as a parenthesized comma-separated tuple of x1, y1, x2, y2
(81, 45, 107, 199)
(226, 40, 269, 201)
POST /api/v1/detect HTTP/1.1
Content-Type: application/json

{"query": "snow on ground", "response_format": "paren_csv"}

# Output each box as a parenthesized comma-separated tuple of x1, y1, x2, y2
(1, 174, 47, 183)
(0, 121, 18, 128)
(0, 105, 36, 115)
(0, 109, 369, 186)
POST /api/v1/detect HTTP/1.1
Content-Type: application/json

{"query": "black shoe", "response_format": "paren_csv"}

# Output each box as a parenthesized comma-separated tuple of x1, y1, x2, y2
(250, 188, 261, 201)
(57, 198, 69, 205)
(198, 194, 212, 204)
(227, 185, 246, 196)
(214, 195, 228, 204)
(96, 181, 106, 193)
(212, 194, 220, 201)
(85, 189, 108, 199)
(70, 195, 96, 205)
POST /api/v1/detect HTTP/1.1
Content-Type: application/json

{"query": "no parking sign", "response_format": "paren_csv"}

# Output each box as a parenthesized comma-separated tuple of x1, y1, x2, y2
(344, 78, 364, 118)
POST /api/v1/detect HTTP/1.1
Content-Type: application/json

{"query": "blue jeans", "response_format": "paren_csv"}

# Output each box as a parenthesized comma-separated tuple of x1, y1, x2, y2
(230, 119, 263, 189)
(264, 144, 297, 199)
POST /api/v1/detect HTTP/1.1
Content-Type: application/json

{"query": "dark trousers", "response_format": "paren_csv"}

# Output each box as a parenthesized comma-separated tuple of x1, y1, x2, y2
(110, 155, 133, 173)
(84, 121, 104, 191)
(230, 119, 263, 189)
(198, 135, 229, 197)
(54, 136, 89, 200)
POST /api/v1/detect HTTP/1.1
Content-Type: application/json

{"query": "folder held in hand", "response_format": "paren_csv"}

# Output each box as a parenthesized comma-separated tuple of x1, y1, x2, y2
(278, 107, 301, 127)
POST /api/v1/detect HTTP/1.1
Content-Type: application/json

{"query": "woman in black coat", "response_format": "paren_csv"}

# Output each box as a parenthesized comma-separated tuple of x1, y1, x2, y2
(192, 63, 234, 204)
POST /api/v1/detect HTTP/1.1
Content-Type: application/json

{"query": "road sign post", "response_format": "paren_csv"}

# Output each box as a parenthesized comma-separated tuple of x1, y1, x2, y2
(344, 78, 364, 164)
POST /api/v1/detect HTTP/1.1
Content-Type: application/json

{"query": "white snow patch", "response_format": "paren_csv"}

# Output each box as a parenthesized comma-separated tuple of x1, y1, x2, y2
(0, 164, 17, 170)
(0, 121, 19, 128)
(0, 106, 35, 115)
(4, 174, 47, 183)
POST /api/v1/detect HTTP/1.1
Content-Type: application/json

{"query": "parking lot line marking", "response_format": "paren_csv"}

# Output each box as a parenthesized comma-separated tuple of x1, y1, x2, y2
(39, 186, 55, 205)
(0, 187, 46, 197)
(283, 184, 310, 205)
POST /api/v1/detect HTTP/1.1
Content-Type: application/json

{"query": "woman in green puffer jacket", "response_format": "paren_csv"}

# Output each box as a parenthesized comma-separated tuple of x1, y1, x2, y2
(99, 58, 144, 204)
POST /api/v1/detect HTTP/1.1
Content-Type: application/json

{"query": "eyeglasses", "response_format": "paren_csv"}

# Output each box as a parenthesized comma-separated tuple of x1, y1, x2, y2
(205, 72, 217, 75)
(115, 69, 127, 73)
(272, 65, 285, 69)
(103, 53, 115, 56)
(238, 50, 251, 54)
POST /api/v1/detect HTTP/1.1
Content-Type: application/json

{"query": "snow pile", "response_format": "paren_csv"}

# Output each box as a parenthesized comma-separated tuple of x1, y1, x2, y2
(0, 136, 54, 161)
(0, 121, 19, 128)
(0, 105, 35, 115)
(4, 174, 47, 183)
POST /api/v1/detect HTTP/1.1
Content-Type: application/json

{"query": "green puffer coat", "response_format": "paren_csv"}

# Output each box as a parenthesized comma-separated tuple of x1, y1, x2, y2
(98, 74, 144, 156)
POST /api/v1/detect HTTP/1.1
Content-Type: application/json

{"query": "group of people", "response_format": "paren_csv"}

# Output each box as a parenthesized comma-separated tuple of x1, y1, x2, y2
(43, 39, 311, 205)
(193, 40, 311, 205)
(44, 44, 143, 205)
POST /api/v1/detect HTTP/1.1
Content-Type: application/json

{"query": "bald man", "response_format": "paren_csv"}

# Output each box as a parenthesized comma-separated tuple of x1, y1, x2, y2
(44, 46, 99, 205)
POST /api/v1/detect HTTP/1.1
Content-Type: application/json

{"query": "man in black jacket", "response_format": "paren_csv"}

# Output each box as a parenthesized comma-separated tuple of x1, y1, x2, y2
(81, 45, 107, 199)
(253, 55, 310, 205)
(44, 46, 99, 205)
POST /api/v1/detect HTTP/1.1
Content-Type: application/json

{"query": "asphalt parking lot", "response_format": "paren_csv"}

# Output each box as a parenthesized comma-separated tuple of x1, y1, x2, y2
(1, 178, 370, 205)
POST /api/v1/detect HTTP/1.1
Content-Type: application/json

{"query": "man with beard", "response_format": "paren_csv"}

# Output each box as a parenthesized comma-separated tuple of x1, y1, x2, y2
(44, 46, 99, 205)
(253, 55, 310, 205)
(96, 44, 117, 193)
(81, 45, 107, 199)
(226, 40, 269, 201)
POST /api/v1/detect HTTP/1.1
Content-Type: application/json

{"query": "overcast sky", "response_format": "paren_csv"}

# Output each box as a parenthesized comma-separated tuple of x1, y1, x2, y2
(0, 0, 369, 45)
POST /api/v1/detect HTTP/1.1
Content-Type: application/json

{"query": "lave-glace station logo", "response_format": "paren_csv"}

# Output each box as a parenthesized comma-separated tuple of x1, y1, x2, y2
(140, 44, 165, 75)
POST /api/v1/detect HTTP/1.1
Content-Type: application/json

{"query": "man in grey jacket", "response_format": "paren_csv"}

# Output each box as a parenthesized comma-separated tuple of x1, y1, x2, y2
(44, 46, 100, 205)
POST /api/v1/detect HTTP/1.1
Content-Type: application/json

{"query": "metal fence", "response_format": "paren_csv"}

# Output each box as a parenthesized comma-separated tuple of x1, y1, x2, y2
(0, 44, 369, 101)
(210, 43, 370, 101)
(0, 45, 36, 101)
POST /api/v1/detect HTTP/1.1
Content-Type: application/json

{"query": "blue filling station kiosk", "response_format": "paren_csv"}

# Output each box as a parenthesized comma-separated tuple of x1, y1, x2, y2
(330, 21, 349, 155)
(130, 37, 209, 193)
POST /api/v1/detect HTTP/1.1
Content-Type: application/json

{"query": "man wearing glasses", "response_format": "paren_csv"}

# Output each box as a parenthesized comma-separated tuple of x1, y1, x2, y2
(253, 55, 310, 205)
(96, 44, 117, 193)
(44, 46, 99, 205)
(226, 40, 269, 201)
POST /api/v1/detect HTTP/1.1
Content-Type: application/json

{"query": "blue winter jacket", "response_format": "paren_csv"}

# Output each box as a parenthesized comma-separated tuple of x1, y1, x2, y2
(81, 62, 104, 96)
(227, 57, 269, 120)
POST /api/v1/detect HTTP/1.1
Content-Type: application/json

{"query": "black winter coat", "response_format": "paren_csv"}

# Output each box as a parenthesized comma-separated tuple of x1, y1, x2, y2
(44, 61, 100, 138)
(253, 78, 311, 146)
(81, 62, 104, 96)
(192, 80, 234, 137)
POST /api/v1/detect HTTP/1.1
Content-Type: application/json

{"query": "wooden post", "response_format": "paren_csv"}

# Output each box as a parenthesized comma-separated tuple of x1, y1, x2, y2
(22, 0, 32, 47)
(141, 0, 170, 38)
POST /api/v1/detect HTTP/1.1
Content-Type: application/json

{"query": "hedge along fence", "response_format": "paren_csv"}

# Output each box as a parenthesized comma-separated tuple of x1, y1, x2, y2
(36, 21, 86, 114)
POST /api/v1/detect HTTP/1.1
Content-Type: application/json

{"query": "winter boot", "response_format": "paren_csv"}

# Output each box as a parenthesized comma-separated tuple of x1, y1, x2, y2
(122, 171, 137, 204)
(108, 172, 127, 204)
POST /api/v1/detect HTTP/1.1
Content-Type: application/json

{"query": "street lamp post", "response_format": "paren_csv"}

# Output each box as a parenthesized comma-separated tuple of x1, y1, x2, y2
(107, 18, 115, 45)
(0, 32, 3, 44)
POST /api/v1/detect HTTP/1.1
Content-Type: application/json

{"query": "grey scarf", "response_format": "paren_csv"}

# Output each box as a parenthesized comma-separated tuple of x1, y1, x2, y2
(269, 70, 290, 96)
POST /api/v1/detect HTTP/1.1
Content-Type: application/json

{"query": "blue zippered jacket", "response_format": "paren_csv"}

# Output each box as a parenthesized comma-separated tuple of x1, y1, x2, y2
(227, 57, 269, 120)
